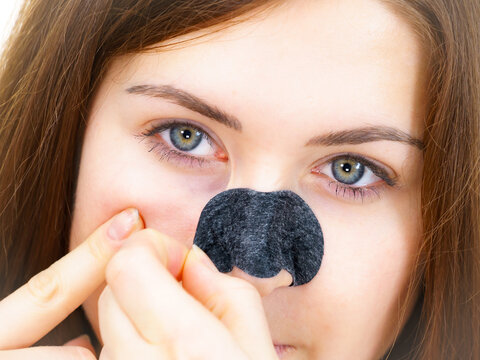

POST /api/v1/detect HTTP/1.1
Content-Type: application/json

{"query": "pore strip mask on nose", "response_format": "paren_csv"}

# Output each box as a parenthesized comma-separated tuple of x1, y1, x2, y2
(193, 188, 324, 286)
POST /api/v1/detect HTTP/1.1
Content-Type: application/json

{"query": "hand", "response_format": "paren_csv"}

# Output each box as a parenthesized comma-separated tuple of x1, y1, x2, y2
(0, 208, 144, 359)
(98, 229, 278, 359)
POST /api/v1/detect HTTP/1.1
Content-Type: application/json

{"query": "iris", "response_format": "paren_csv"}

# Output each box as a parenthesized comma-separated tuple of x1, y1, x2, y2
(331, 158, 365, 185)
(170, 125, 203, 151)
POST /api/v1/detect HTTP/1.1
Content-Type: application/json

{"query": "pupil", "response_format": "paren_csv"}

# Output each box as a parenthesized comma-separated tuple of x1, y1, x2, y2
(341, 163, 352, 173)
(181, 129, 192, 139)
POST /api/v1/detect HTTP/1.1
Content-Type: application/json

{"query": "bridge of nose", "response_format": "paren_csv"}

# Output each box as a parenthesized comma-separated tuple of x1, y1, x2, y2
(225, 153, 298, 193)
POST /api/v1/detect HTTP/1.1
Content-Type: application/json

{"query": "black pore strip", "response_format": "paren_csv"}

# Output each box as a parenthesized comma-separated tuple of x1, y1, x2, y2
(193, 188, 324, 286)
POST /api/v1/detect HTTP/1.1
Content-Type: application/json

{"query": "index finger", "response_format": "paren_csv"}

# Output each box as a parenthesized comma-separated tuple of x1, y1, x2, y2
(0, 208, 143, 350)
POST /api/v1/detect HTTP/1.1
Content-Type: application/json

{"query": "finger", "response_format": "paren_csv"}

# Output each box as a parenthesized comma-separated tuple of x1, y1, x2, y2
(105, 232, 245, 359)
(98, 347, 112, 360)
(182, 245, 277, 360)
(0, 208, 144, 349)
(0, 346, 96, 360)
(98, 286, 166, 360)
(130, 228, 189, 280)
(64, 335, 95, 355)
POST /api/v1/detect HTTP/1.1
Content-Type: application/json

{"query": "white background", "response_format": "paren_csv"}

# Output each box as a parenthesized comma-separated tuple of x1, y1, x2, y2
(0, 0, 24, 52)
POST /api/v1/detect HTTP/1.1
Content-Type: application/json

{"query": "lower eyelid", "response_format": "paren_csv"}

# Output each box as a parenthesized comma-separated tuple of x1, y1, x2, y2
(331, 182, 384, 201)
(311, 175, 386, 202)
(151, 140, 212, 166)
(331, 182, 385, 201)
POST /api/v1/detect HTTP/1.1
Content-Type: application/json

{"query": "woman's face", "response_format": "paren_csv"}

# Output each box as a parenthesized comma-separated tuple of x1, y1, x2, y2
(69, 0, 426, 358)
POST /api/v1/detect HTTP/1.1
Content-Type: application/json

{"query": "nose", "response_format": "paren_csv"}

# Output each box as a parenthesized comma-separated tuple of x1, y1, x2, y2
(225, 154, 294, 193)
(229, 267, 293, 297)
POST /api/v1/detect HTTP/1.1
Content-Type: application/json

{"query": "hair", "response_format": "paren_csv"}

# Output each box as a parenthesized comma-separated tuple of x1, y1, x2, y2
(0, 0, 478, 358)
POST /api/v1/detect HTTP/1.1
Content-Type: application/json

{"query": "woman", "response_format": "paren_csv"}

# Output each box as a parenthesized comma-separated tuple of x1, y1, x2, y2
(0, 0, 478, 359)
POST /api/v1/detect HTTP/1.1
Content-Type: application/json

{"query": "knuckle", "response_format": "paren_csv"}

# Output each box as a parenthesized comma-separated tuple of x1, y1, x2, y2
(86, 232, 111, 262)
(105, 250, 129, 284)
(26, 266, 64, 306)
(203, 290, 227, 317)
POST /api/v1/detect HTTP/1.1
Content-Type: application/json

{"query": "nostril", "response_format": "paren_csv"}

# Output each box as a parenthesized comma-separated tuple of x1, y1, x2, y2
(228, 267, 293, 297)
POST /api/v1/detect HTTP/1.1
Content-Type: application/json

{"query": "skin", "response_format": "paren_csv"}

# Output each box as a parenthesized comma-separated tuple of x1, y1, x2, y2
(0, 0, 427, 359)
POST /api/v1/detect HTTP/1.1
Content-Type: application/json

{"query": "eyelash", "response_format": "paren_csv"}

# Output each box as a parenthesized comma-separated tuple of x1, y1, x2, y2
(325, 176, 391, 202)
(137, 120, 397, 202)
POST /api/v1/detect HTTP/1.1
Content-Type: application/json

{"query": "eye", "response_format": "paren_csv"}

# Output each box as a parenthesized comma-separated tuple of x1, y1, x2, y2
(311, 154, 397, 201)
(327, 158, 380, 186)
(160, 124, 215, 156)
(314, 155, 391, 187)
(138, 119, 228, 168)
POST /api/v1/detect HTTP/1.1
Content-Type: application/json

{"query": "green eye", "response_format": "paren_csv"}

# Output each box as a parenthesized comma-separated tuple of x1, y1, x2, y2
(170, 125, 203, 151)
(331, 158, 365, 185)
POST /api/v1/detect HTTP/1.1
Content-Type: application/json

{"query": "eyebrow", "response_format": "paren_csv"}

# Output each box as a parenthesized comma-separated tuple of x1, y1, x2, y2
(126, 84, 242, 131)
(126, 84, 424, 150)
(305, 126, 424, 150)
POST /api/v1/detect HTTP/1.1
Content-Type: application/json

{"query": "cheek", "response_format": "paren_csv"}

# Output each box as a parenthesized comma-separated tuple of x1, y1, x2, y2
(280, 186, 423, 358)
(70, 114, 229, 251)
(69, 115, 229, 343)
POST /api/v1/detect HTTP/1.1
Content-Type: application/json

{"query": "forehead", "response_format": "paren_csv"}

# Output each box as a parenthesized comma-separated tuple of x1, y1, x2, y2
(110, 0, 427, 138)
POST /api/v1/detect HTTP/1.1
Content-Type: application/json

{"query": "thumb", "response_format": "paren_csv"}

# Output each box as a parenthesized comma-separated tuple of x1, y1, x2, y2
(182, 245, 277, 360)
(64, 334, 95, 355)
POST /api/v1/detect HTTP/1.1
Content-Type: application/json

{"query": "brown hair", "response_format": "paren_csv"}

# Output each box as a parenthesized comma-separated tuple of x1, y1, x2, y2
(380, 1, 480, 359)
(0, 0, 478, 358)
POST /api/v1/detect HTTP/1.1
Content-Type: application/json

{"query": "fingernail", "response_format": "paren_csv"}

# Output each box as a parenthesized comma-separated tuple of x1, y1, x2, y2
(192, 245, 218, 272)
(107, 208, 139, 241)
